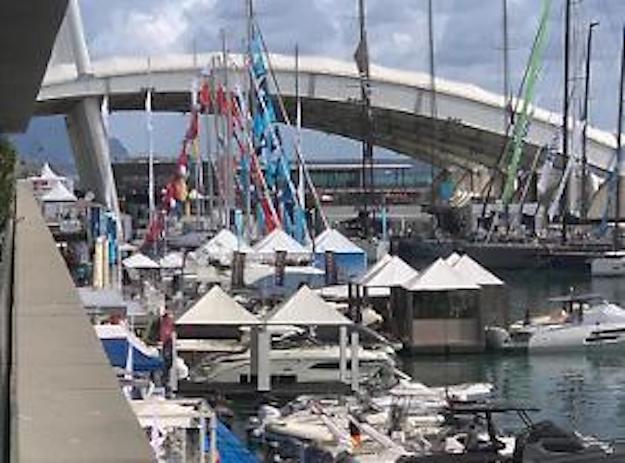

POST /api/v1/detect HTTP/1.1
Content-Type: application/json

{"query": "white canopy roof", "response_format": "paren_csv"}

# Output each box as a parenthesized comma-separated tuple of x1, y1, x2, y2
(40, 162, 64, 180)
(253, 229, 310, 261)
(159, 251, 184, 269)
(403, 258, 480, 292)
(358, 254, 393, 284)
(445, 252, 462, 266)
(360, 255, 418, 288)
(450, 254, 504, 286)
(176, 285, 260, 326)
(122, 252, 160, 269)
(313, 228, 364, 254)
(266, 285, 353, 326)
(40, 181, 76, 202)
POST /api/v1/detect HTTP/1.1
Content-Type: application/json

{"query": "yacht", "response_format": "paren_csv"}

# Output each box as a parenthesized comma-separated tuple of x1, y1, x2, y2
(486, 294, 625, 352)
(189, 343, 399, 385)
(590, 250, 625, 277)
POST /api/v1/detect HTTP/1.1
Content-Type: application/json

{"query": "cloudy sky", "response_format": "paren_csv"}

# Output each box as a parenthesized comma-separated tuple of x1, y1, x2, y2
(74, 0, 625, 156)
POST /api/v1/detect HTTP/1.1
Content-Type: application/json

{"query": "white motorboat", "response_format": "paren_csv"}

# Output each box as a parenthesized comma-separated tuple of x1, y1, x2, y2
(591, 250, 625, 277)
(189, 343, 398, 385)
(486, 294, 625, 352)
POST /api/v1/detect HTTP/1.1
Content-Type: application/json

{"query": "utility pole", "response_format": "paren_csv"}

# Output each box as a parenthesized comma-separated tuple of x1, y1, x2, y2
(427, 0, 438, 210)
(581, 21, 599, 221)
(615, 26, 625, 249)
(561, 0, 571, 244)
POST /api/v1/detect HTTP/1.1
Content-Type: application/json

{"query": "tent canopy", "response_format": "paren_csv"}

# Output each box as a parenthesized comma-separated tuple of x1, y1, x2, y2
(40, 162, 65, 180)
(359, 255, 418, 288)
(176, 285, 260, 326)
(266, 285, 353, 326)
(40, 181, 77, 202)
(159, 251, 184, 269)
(445, 252, 462, 266)
(449, 254, 504, 286)
(253, 229, 310, 262)
(313, 228, 364, 254)
(358, 254, 393, 283)
(122, 253, 160, 270)
(403, 258, 480, 292)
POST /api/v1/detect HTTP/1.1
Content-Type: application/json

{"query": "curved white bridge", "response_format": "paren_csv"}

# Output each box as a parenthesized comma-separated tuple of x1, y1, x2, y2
(38, 53, 618, 174)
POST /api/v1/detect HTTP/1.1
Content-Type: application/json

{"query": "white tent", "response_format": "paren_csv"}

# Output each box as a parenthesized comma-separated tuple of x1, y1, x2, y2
(253, 229, 311, 264)
(449, 254, 504, 286)
(402, 258, 480, 292)
(40, 162, 64, 180)
(40, 181, 77, 202)
(266, 285, 352, 326)
(314, 228, 364, 253)
(122, 253, 160, 270)
(159, 251, 185, 269)
(176, 285, 260, 326)
(358, 254, 393, 283)
(359, 255, 418, 288)
(195, 229, 252, 266)
(445, 252, 462, 266)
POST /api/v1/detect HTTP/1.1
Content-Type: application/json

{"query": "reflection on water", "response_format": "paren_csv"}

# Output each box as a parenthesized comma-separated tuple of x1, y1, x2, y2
(403, 270, 625, 439)
(403, 352, 625, 438)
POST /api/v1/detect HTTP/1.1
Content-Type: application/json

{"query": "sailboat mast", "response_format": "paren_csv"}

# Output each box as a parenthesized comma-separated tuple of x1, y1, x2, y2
(615, 26, 625, 249)
(245, 0, 254, 233)
(581, 21, 599, 221)
(427, 0, 437, 209)
(502, 0, 510, 127)
(561, 0, 571, 243)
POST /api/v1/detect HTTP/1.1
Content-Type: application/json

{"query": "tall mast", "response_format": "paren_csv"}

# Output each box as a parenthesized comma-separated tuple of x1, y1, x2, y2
(615, 26, 625, 249)
(561, 0, 571, 243)
(427, 0, 438, 209)
(502, 0, 510, 127)
(146, 58, 155, 221)
(295, 44, 305, 208)
(245, 0, 254, 233)
(581, 21, 599, 221)
(356, 0, 373, 237)
(222, 29, 233, 228)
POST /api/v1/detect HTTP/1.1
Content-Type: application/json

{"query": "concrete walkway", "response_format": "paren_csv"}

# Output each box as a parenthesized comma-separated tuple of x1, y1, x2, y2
(11, 182, 153, 462)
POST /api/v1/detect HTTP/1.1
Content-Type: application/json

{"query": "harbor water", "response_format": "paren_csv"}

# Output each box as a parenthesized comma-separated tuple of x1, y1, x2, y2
(402, 268, 625, 439)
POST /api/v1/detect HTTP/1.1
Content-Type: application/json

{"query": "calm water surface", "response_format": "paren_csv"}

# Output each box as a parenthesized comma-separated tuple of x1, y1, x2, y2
(403, 268, 625, 438)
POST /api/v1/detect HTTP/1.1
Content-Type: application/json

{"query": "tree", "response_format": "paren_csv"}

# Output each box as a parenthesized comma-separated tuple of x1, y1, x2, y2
(0, 137, 16, 229)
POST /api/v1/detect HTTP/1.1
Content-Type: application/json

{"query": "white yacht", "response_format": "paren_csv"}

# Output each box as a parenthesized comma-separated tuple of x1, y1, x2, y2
(189, 344, 398, 384)
(486, 294, 625, 352)
(591, 250, 625, 277)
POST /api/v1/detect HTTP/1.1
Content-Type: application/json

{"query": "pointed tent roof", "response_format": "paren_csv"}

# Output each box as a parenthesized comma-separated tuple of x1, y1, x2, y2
(40, 162, 64, 180)
(446, 252, 462, 266)
(403, 258, 480, 291)
(450, 254, 504, 286)
(357, 253, 393, 284)
(122, 252, 160, 269)
(40, 181, 77, 202)
(313, 228, 364, 254)
(360, 255, 418, 288)
(201, 229, 253, 254)
(176, 285, 260, 326)
(159, 251, 184, 269)
(266, 285, 353, 326)
(254, 229, 309, 255)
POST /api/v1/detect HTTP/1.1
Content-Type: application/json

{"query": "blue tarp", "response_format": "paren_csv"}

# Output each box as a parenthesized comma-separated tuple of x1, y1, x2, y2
(205, 421, 258, 463)
(100, 338, 163, 373)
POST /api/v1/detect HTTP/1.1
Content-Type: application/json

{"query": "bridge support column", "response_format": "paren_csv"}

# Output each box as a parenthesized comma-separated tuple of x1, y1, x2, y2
(65, 97, 119, 216)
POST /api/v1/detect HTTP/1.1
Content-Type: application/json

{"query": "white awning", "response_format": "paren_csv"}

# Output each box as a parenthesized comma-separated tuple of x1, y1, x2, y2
(403, 258, 480, 291)
(176, 285, 260, 326)
(122, 253, 160, 269)
(266, 285, 353, 326)
(449, 254, 504, 286)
